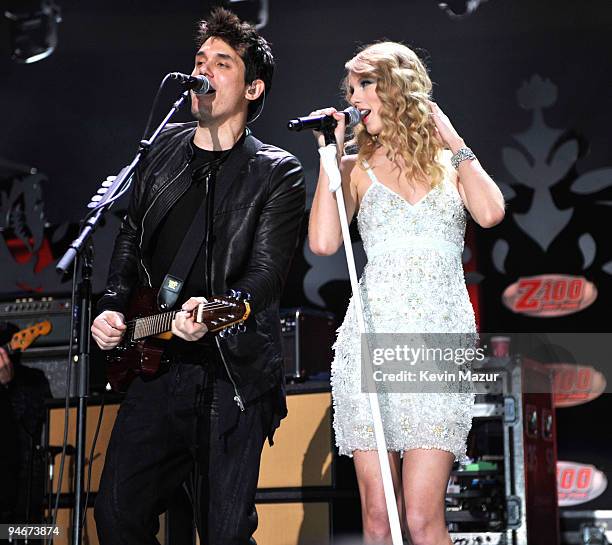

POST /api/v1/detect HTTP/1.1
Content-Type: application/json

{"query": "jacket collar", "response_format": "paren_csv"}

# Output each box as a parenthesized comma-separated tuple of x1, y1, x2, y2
(142, 122, 262, 246)
(212, 128, 262, 215)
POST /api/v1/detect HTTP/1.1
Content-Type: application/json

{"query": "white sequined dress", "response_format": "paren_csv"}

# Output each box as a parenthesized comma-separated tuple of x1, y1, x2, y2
(331, 161, 476, 461)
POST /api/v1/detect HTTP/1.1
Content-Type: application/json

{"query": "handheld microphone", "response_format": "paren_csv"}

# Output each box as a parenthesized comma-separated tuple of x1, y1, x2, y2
(168, 72, 214, 95)
(287, 106, 362, 132)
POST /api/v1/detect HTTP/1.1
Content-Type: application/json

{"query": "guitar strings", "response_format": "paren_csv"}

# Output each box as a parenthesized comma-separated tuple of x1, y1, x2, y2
(125, 302, 235, 327)
(126, 300, 240, 340)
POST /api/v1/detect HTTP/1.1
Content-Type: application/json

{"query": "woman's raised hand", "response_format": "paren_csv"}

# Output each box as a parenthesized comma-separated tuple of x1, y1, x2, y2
(310, 107, 348, 151)
(429, 101, 465, 154)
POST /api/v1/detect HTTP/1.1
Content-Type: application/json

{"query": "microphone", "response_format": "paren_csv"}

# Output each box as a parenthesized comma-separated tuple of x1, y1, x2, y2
(287, 106, 362, 132)
(168, 72, 214, 95)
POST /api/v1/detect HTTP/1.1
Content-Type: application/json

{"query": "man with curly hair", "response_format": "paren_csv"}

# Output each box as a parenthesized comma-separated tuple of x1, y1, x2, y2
(91, 9, 304, 544)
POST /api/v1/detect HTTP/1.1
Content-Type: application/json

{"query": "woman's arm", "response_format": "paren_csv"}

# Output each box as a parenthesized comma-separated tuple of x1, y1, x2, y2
(307, 107, 361, 255)
(431, 101, 505, 228)
(308, 154, 359, 255)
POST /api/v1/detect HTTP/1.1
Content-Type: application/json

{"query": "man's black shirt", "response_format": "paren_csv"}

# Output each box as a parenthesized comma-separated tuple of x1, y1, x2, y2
(149, 143, 227, 301)
(149, 143, 227, 357)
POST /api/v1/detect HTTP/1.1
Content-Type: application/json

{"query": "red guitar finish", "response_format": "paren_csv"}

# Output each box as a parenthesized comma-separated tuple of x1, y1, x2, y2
(106, 287, 250, 392)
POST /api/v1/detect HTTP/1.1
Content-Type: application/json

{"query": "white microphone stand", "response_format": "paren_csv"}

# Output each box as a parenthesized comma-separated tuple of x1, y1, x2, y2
(318, 131, 403, 545)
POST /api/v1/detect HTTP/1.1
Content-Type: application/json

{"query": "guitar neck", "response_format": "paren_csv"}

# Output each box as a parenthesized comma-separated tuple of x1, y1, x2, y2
(129, 309, 179, 341)
(1, 321, 51, 355)
(124, 296, 249, 343)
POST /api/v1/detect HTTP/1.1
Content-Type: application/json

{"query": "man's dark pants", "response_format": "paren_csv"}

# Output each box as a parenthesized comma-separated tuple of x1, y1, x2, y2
(94, 359, 272, 545)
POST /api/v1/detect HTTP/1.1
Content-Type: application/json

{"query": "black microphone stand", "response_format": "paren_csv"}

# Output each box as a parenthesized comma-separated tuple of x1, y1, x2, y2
(55, 89, 191, 545)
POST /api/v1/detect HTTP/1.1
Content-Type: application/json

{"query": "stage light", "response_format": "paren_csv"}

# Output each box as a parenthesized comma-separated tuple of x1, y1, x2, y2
(4, 0, 62, 64)
(437, 0, 490, 18)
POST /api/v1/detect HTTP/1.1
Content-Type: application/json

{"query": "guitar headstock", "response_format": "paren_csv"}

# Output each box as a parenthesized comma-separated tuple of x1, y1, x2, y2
(195, 295, 251, 336)
(9, 320, 53, 352)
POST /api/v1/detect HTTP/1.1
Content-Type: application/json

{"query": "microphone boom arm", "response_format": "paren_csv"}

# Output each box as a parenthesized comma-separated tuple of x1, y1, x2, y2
(56, 88, 190, 274)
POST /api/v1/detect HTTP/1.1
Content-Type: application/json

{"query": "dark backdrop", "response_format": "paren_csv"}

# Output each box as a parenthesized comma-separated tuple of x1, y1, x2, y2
(1, 0, 612, 514)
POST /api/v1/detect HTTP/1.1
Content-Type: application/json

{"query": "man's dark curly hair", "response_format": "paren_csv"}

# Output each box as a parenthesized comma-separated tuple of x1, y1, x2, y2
(196, 8, 274, 120)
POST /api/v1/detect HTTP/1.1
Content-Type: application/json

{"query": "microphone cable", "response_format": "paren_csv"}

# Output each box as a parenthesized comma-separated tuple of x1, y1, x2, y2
(49, 257, 78, 539)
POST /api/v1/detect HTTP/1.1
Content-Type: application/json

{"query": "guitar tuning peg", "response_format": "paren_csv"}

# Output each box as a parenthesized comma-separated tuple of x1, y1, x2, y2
(219, 329, 227, 338)
(228, 326, 238, 336)
(237, 323, 246, 334)
(224, 289, 252, 301)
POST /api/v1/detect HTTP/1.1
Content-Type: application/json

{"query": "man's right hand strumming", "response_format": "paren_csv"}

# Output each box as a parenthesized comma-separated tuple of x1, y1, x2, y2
(91, 310, 127, 350)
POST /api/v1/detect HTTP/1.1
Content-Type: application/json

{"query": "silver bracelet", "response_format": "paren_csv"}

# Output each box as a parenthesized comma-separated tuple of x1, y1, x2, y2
(451, 146, 476, 169)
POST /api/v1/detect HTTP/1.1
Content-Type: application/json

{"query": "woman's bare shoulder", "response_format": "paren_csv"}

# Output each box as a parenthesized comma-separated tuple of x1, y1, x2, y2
(341, 154, 363, 185)
(340, 154, 359, 169)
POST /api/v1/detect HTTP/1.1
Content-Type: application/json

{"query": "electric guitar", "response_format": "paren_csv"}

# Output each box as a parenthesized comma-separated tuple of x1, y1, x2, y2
(106, 287, 251, 392)
(2, 320, 53, 355)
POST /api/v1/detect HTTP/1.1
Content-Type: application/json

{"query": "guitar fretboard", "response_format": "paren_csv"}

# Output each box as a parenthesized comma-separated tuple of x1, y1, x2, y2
(126, 300, 237, 341)
(128, 310, 177, 341)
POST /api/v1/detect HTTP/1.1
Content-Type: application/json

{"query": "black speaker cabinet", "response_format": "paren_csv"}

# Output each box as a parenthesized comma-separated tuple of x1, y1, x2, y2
(280, 308, 335, 380)
(20, 347, 77, 398)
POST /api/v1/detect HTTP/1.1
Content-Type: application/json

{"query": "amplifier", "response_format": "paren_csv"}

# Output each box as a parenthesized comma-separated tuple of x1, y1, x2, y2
(47, 391, 335, 545)
(20, 347, 77, 398)
(0, 296, 72, 346)
(279, 308, 335, 380)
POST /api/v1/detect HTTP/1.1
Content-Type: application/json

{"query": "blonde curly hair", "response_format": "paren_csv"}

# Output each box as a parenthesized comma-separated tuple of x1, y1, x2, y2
(344, 41, 446, 188)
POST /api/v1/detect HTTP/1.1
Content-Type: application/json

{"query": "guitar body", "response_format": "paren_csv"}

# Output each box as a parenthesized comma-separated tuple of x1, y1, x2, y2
(106, 287, 250, 393)
(107, 287, 167, 393)
(107, 337, 166, 394)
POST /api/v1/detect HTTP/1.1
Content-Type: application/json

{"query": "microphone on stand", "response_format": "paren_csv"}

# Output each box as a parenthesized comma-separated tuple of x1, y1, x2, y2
(287, 106, 362, 131)
(168, 72, 215, 95)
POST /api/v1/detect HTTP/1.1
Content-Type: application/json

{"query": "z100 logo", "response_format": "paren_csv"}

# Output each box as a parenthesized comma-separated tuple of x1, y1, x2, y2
(557, 461, 608, 506)
(502, 274, 597, 317)
(548, 364, 607, 408)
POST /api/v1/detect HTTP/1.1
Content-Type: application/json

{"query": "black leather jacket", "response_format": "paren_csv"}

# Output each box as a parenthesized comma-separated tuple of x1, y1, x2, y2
(98, 121, 305, 407)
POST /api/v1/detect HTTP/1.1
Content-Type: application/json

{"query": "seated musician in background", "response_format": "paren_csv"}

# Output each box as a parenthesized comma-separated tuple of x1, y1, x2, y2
(0, 346, 14, 386)
(0, 345, 19, 524)
(90, 8, 305, 545)
(0, 329, 50, 526)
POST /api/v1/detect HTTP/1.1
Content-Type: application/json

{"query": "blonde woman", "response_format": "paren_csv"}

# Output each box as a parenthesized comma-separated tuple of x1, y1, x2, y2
(308, 42, 504, 544)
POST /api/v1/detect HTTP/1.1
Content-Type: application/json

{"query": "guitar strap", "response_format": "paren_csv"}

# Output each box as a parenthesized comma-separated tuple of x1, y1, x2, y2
(157, 164, 217, 311)
(157, 130, 262, 311)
